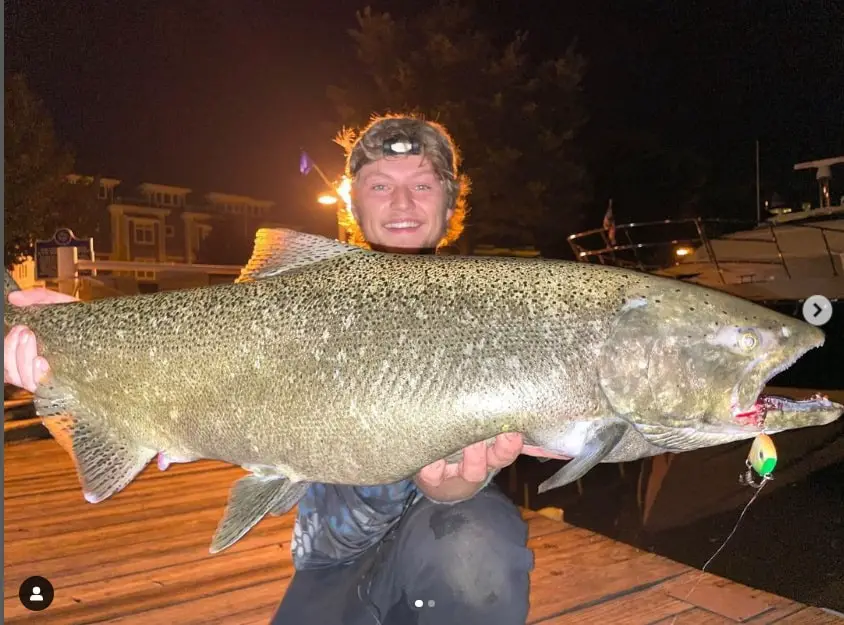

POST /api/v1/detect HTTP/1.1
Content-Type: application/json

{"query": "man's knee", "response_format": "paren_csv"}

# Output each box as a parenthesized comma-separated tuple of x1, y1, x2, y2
(394, 487, 533, 610)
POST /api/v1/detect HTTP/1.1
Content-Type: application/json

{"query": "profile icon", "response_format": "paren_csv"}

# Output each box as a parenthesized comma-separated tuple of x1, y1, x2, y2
(19, 576, 54, 611)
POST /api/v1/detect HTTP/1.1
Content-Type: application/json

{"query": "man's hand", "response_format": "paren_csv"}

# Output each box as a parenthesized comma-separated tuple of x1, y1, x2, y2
(414, 433, 524, 503)
(4, 288, 77, 392)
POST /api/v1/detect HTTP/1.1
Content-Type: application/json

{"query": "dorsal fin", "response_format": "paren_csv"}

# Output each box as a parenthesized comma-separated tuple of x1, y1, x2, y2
(236, 228, 364, 283)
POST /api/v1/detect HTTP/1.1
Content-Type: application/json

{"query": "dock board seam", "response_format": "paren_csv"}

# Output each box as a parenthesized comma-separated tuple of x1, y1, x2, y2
(68, 568, 289, 625)
(645, 606, 697, 625)
(528, 570, 688, 623)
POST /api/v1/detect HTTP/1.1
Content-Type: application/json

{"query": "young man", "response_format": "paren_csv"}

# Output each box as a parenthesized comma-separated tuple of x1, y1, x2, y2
(4, 114, 535, 624)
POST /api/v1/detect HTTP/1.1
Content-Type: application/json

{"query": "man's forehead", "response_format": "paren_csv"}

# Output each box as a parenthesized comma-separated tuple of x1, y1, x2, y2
(359, 155, 437, 178)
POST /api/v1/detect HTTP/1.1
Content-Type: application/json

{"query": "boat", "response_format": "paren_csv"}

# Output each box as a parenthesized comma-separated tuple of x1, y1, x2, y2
(559, 155, 844, 534)
(568, 156, 844, 301)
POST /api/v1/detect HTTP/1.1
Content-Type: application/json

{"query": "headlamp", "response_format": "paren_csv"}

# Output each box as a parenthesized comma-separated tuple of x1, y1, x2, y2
(382, 137, 421, 157)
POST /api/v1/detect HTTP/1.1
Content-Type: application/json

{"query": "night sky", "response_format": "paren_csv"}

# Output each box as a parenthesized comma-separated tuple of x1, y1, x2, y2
(6, 0, 843, 233)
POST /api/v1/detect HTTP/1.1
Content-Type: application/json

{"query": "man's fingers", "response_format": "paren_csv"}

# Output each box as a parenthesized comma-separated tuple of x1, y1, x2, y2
(7, 291, 28, 306)
(488, 433, 523, 468)
(4, 326, 23, 387)
(8, 288, 76, 306)
(33, 357, 50, 388)
(417, 459, 447, 487)
(19, 330, 40, 392)
(459, 441, 489, 483)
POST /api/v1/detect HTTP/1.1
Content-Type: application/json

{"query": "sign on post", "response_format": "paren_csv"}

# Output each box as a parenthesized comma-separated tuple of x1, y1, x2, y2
(34, 228, 96, 280)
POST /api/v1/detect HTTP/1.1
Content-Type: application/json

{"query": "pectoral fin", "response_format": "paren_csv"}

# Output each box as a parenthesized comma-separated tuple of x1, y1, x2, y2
(537, 421, 628, 494)
(210, 475, 310, 554)
(43, 413, 156, 504)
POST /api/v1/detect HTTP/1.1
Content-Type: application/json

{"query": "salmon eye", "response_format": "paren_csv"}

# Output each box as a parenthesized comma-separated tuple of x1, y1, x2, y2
(738, 330, 759, 351)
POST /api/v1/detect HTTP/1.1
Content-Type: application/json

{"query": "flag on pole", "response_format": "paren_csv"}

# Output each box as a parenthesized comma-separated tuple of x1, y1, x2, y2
(603, 200, 616, 247)
(299, 150, 314, 176)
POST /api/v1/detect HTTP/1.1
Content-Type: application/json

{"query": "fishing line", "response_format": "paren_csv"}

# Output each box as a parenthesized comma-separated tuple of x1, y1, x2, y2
(669, 433, 776, 624)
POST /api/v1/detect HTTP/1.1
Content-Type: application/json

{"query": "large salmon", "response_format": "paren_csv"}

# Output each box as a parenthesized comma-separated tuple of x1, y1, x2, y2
(4, 228, 841, 552)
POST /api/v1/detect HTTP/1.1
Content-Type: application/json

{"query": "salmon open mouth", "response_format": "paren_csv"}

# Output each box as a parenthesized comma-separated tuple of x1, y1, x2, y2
(733, 393, 842, 428)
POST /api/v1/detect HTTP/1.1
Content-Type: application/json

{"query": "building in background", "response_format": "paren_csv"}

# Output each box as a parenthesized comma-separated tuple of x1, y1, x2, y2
(58, 175, 296, 292)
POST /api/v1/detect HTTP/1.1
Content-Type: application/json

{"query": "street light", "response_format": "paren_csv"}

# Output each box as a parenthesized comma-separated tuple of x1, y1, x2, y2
(315, 178, 353, 242)
(316, 192, 346, 241)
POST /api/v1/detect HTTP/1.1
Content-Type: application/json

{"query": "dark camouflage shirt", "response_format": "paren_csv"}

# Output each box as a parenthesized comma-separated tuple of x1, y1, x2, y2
(291, 480, 423, 569)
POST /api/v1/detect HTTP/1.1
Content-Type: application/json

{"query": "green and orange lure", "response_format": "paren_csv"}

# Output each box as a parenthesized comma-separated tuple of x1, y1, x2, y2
(741, 433, 777, 488)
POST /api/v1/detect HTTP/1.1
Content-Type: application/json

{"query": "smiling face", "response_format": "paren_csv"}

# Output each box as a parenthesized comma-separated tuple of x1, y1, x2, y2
(350, 154, 454, 253)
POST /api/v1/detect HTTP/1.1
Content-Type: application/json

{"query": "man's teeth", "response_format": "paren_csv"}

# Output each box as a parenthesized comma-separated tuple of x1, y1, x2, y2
(385, 221, 421, 229)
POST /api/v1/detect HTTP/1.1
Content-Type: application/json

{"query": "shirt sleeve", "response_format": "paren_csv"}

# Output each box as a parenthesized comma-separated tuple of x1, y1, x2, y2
(291, 480, 422, 570)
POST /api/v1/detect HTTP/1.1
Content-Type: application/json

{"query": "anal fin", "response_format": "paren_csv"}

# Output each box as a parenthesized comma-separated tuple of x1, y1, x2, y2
(537, 422, 628, 494)
(210, 475, 310, 554)
(43, 413, 156, 503)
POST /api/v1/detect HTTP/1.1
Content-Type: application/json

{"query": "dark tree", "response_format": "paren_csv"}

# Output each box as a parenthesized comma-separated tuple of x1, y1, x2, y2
(194, 216, 256, 267)
(328, 1, 591, 255)
(4, 73, 74, 267)
(53, 175, 112, 244)
(4, 73, 109, 266)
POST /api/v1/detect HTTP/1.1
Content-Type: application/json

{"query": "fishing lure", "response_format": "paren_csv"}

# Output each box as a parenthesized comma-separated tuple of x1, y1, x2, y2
(740, 433, 777, 488)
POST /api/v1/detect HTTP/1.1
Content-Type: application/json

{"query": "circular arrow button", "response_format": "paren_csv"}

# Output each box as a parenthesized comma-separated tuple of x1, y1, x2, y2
(802, 295, 833, 326)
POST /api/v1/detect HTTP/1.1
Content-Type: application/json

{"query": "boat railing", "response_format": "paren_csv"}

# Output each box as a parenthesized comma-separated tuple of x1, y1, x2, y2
(567, 217, 841, 285)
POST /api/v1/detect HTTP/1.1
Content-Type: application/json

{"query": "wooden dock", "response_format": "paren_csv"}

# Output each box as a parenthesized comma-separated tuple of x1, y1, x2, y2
(4, 439, 841, 624)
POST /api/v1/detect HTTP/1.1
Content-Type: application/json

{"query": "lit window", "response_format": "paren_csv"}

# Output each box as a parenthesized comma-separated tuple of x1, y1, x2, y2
(133, 223, 156, 244)
(134, 257, 157, 281)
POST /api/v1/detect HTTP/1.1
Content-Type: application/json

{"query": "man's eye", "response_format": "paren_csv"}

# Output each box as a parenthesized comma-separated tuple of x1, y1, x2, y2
(371, 184, 387, 191)
(415, 184, 432, 191)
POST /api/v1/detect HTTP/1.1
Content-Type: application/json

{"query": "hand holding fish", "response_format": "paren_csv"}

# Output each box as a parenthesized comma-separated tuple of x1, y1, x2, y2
(414, 433, 524, 502)
(4, 288, 76, 392)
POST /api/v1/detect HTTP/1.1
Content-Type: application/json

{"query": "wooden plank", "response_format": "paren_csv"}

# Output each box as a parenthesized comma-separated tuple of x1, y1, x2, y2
(3, 416, 42, 431)
(4, 438, 830, 625)
(5, 474, 236, 529)
(5, 577, 287, 625)
(4, 505, 290, 578)
(662, 572, 802, 623)
(4, 545, 289, 624)
(2, 458, 234, 493)
(3, 456, 236, 500)
(525, 515, 576, 540)
(538, 582, 690, 624)
(3, 462, 259, 520)
(5, 524, 293, 595)
(526, 527, 688, 622)
(772, 607, 844, 624)
(103, 579, 285, 625)
(649, 609, 734, 624)
(4, 499, 282, 563)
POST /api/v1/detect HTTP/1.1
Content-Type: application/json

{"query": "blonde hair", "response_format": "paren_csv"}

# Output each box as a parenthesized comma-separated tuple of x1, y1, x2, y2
(334, 113, 470, 249)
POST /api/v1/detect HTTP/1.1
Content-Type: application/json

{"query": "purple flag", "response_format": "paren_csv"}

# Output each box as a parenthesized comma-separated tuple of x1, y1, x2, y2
(299, 150, 314, 176)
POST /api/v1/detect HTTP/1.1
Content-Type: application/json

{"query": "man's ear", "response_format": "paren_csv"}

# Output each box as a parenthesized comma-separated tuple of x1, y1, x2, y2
(348, 187, 360, 223)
